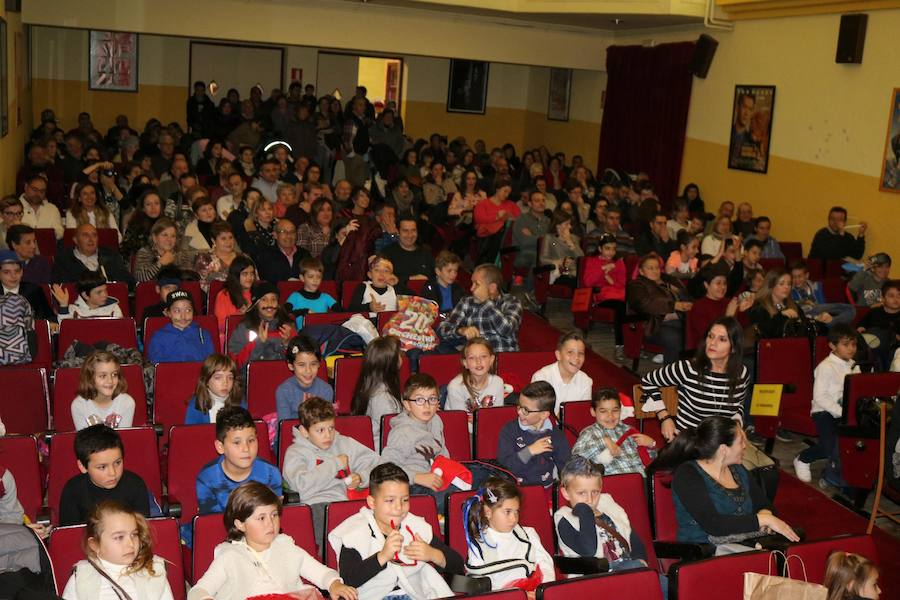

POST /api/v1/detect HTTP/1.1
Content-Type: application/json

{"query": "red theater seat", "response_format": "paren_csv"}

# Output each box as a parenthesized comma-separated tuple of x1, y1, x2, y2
(52, 364, 147, 433)
(473, 405, 517, 460)
(0, 435, 43, 521)
(152, 361, 203, 446)
(0, 367, 49, 434)
(536, 568, 663, 600)
(57, 317, 138, 359)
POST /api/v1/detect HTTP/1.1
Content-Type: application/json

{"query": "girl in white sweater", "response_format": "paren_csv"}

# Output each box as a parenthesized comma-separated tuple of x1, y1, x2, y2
(445, 337, 506, 427)
(464, 478, 554, 599)
(62, 500, 174, 600)
(189, 482, 357, 600)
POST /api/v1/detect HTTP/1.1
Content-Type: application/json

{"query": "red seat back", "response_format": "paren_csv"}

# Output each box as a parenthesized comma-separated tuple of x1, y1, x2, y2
(756, 338, 815, 436)
(0, 367, 49, 434)
(814, 336, 831, 367)
(34, 228, 57, 258)
(30, 319, 54, 371)
(324, 496, 441, 567)
(537, 568, 663, 599)
(223, 314, 244, 351)
(277, 415, 371, 467)
(780, 242, 803, 263)
(650, 471, 677, 541)
(57, 318, 138, 359)
(340, 280, 363, 309)
(380, 411, 471, 460)
(191, 504, 318, 584)
(446, 489, 478, 558)
(557, 473, 658, 570)
(166, 422, 274, 525)
(62, 228, 119, 250)
(820, 277, 846, 303)
(48, 427, 162, 525)
(49, 517, 186, 600)
(559, 399, 594, 447)
(53, 364, 148, 433)
(407, 279, 427, 295)
(303, 311, 358, 327)
(758, 258, 785, 272)
(246, 360, 290, 418)
(497, 351, 555, 393)
(419, 353, 463, 387)
(785, 534, 878, 584)
(806, 258, 824, 281)
(518, 484, 556, 553)
(144, 315, 221, 354)
(671, 551, 771, 600)
(134, 280, 203, 323)
(0, 435, 43, 521)
(333, 355, 410, 415)
(207, 280, 226, 314)
(376, 310, 398, 333)
(843, 373, 900, 426)
(152, 361, 204, 446)
(464, 591, 525, 600)
(473, 405, 518, 460)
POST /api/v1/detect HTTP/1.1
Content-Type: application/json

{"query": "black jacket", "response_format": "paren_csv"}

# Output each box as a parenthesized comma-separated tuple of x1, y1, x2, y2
(18, 281, 56, 322)
(256, 245, 311, 283)
(421, 279, 464, 314)
(51, 247, 135, 286)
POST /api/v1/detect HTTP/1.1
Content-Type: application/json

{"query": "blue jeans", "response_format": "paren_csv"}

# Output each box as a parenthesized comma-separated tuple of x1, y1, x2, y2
(806, 303, 856, 328)
(611, 559, 668, 597)
(799, 411, 845, 485)
(645, 319, 683, 364)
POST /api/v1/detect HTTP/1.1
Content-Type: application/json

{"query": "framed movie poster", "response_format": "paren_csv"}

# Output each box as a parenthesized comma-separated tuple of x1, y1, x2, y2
(447, 59, 489, 114)
(727, 84, 775, 173)
(879, 88, 900, 193)
(89, 30, 139, 92)
(548, 68, 572, 121)
(0, 18, 7, 137)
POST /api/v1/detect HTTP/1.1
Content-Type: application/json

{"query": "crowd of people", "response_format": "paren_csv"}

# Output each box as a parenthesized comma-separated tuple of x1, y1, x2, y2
(0, 81, 889, 600)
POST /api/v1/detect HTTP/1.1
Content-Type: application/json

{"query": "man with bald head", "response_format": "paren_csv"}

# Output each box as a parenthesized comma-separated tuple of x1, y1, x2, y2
(51, 223, 134, 285)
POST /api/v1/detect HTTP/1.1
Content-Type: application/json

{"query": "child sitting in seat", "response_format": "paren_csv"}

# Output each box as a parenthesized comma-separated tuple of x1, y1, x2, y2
(850, 253, 891, 307)
(226, 281, 296, 368)
(531, 331, 593, 416)
(572, 388, 656, 477)
(328, 462, 463, 600)
(464, 476, 555, 597)
(146, 289, 215, 364)
(282, 397, 381, 544)
(497, 381, 571, 491)
(350, 335, 403, 444)
(857, 279, 900, 370)
(62, 501, 173, 600)
(790, 260, 856, 328)
(422, 250, 465, 316)
(52, 271, 123, 320)
(59, 425, 151, 526)
(185, 354, 245, 424)
(140, 265, 183, 323)
(582, 234, 626, 360)
(665, 230, 700, 280)
(189, 482, 356, 600)
(824, 551, 881, 600)
(554, 456, 652, 574)
(284, 256, 337, 330)
(71, 351, 135, 431)
(445, 337, 506, 427)
(347, 255, 410, 313)
(275, 334, 334, 421)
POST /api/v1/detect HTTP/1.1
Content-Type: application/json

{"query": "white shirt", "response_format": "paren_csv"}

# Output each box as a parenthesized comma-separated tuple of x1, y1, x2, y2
(71, 394, 135, 430)
(20, 195, 64, 239)
(445, 373, 505, 420)
(216, 194, 238, 220)
(251, 178, 279, 202)
(812, 352, 860, 418)
(531, 362, 593, 416)
(466, 526, 555, 591)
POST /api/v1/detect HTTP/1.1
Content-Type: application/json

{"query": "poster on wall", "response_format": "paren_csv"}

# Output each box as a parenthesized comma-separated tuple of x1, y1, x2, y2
(89, 30, 139, 92)
(727, 84, 775, 174)
(879, 88, 900, 193)
(0, 18, 7, 137)
(447, 59, 489, 114)
(547, 68, 572, 121)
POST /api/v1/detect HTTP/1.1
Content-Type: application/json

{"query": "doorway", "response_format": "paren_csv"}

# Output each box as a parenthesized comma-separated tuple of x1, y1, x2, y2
(316, 52, 402, 113)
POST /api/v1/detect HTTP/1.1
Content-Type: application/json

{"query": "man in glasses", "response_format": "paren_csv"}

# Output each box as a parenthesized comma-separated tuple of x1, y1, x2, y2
(19, 174, 63, 240)
(498, 381, 571, 493)
(257, 219, 311, 282)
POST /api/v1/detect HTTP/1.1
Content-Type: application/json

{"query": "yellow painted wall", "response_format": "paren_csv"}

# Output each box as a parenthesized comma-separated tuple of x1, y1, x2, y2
(0, 9, 32, 194)
(615, 12, 900, 263)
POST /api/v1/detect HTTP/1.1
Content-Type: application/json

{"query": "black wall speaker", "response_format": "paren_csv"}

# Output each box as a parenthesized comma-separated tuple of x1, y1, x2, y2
(689, 34, 718, 79)
(836, 14, 867, 64)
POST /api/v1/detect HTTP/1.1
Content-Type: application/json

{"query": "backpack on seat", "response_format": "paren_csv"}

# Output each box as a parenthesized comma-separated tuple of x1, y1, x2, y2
(0, 294, 34, 365)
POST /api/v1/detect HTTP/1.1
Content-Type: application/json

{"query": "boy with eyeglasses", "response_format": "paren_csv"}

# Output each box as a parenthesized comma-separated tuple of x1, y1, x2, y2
(381, 374, 456, 504)
(498, 381, 571, 493)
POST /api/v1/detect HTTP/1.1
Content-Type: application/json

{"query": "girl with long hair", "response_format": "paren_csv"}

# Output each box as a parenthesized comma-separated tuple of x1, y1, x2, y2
(350, 335, 402, 444)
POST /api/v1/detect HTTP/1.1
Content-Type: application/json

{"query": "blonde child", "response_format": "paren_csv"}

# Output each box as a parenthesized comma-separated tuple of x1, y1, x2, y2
(189, 482, 357, 600)
(445, 337, 506, 426)
(464, 477, 555, 598)
(185, 354, 244, 424)
(571, 388, 656, 477)
(824, 551, 881, 600)
(71, 351, 135, 431)
(61, 501, 173, 600)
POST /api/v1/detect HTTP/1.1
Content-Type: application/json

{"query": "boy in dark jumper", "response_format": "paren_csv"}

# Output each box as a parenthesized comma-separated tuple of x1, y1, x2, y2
(59, 425, 150, 526)
(497, 381, 571, 491)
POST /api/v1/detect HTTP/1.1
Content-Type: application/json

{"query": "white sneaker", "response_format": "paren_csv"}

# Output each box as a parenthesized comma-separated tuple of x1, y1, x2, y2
(793, 456, 812, 482)
(652, 353, 664, 364)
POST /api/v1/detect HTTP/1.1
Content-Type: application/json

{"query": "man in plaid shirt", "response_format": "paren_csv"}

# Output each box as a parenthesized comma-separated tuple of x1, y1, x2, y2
(437, 264, 522, 352)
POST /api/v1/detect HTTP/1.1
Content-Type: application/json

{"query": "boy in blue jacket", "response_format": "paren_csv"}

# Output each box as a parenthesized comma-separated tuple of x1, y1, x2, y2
(146, 289, 215, 363)
(497, 380, 570, 491)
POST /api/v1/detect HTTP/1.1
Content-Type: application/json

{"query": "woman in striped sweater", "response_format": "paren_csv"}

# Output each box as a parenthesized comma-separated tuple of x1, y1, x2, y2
(641, 316, 749, 442)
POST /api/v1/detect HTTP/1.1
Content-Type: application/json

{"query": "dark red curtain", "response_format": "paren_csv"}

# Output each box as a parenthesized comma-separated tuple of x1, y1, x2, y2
(597, 42, 696, 206)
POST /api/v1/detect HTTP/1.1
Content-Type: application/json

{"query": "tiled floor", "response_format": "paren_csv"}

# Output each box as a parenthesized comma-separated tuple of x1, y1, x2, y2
(542, 297, 900, 540)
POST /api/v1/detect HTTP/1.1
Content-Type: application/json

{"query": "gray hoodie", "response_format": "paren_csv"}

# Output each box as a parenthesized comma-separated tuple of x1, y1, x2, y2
(380, 411, 449, 482)
(281, 428, 381, 504)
